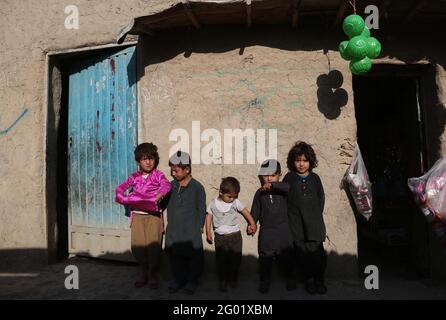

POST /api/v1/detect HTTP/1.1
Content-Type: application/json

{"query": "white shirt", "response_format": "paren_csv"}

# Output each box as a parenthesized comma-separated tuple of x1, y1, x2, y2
(207, 198, 245, 235)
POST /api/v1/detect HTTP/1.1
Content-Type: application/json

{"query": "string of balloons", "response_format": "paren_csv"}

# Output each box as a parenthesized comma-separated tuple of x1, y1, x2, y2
(339, 0, 382, 75)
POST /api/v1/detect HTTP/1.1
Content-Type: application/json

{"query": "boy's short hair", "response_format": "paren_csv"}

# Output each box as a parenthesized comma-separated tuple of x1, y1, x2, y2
(220, 177, 240, 195)
(258, 159, 281, 176)
(169, 150, 192, 171)
(134, 143, 159, 167)
(287, 141, 318, 171)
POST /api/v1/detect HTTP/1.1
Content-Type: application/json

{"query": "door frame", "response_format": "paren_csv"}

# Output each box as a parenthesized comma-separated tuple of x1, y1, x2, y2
(352, 62, 441, 277)
(44, 41, 138, 263)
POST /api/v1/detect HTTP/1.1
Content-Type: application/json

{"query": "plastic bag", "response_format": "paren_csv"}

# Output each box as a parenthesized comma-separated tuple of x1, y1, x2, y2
(408, 158, 446, 253)
(408, 157, 446, 222)
(345, 142, 373, 220)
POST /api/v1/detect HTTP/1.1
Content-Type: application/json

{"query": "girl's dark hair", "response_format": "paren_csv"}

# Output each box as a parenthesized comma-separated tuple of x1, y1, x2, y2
(168, 150, 192, 172)
(220, 177, 240, 194)
(287, 141, 318, 171)
(134, 143, 159, 167)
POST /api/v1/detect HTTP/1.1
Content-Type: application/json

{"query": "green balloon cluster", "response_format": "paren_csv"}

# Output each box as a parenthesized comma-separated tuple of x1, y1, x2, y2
(339, 14, 381, 75)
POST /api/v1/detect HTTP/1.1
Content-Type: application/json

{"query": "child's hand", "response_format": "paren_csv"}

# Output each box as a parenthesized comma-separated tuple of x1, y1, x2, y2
(206, 233, 213, 245)
(262, 182, 272, 191)
(155, 193, 163, 202)
(247, 224, 257, 235)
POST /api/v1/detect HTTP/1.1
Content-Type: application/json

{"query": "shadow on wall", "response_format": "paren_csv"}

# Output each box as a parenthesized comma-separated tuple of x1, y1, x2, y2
(138, 25, 342, 66)
(0, 248, 49, 273)
(135, 24, 446, 123)
(136, 22, 446, 71)
(316, 70, 348, 119)
(381, 25, 446, 72)
(136, 25, 350, 124)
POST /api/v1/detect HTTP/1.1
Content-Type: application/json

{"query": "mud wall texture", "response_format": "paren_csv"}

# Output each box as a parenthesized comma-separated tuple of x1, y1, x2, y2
(0, 0, 444, 277)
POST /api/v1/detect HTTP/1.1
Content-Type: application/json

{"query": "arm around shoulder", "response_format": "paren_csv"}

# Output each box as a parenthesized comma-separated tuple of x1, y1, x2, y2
(157, 170, 172, 196)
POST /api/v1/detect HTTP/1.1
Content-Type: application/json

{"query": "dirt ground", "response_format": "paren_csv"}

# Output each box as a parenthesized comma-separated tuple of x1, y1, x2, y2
(0, 256, 445, 300)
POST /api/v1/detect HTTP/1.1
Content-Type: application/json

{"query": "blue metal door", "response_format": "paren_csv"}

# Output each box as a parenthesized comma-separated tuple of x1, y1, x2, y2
(67, 46, 137, 260)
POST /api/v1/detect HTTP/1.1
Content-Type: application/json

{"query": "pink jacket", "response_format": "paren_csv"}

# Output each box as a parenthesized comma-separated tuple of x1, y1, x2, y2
(115, 169, 172, 212)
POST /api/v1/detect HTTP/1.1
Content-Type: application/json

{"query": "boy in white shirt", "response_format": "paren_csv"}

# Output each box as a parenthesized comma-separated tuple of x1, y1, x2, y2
(205, 177, 257, 292)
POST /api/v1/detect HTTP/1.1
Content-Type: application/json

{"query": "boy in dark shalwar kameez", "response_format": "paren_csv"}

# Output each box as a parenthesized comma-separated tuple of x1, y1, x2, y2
(251, 159, 296, 294)
(165, 151, 206, 295)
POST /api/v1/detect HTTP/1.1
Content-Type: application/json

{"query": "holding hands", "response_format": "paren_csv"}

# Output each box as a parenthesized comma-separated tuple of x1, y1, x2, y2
(240, 208, 257, 237)
(247, 223, 257, 236)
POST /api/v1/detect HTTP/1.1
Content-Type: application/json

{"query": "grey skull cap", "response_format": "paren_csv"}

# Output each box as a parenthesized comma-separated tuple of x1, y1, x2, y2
(258, 159, 279, 176)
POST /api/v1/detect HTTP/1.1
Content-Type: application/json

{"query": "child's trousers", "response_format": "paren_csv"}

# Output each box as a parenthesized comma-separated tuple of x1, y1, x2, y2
(259, 247, 295, 283)
(131, 213, 163, 280)
(294, 241, 327, 282)
(168, 250, 204, 286)
(214, 231, 242, 283)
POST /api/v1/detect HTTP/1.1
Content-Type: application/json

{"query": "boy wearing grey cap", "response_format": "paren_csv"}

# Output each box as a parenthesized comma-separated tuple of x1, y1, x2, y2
(251, 159, 296, 294)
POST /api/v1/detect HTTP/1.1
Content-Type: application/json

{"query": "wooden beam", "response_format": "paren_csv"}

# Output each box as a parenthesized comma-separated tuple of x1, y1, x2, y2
(246, 0, 252, 28)
(181, 0, 201, 29)
(291, 0, 302, 28)
(136, 22, 155, 35)
(404, 0, 428, 24)
(334, 0, 349, 26)
(136, 28, 154, 37)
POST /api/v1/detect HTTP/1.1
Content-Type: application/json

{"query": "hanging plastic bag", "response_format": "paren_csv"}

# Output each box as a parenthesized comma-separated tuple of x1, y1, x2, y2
(345, 142, 373, 220)
(408, 158, 446, 253)
(407, 174, 435, 222)
(408, 157, 446, 222)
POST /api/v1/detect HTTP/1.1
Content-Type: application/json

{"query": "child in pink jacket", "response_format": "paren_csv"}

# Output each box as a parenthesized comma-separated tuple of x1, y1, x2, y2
(115, 142, 171, 289)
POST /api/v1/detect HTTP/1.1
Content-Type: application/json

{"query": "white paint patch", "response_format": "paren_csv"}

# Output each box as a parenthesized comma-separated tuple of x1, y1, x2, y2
(140, 72, 174, 106)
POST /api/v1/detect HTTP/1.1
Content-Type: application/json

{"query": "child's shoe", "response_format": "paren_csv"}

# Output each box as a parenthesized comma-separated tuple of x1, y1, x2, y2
(286, 280, 297, 291)
(228, 280, 238, 289)
(148, 275, 159, 290)
(219, 280, 228, 292)
(315, 280, 327, 295)
(183, 282, 198, 295)
(258, 281, 270, 294)
(168, 281, 182, 293)
(148, 280, 159, 290)
(304, 279, 317, 294)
